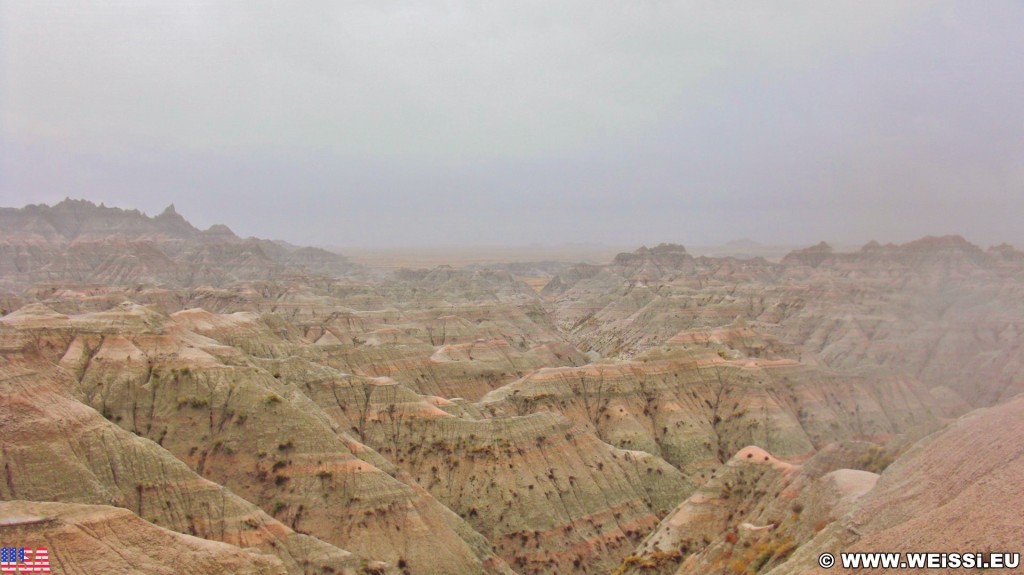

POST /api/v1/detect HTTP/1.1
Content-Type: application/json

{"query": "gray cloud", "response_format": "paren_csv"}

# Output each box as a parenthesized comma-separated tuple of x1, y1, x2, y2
(2, 1, 1022, 248)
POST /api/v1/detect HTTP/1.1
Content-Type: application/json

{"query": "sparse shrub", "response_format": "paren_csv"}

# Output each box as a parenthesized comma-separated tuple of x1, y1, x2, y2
(858, 445, 898, 473)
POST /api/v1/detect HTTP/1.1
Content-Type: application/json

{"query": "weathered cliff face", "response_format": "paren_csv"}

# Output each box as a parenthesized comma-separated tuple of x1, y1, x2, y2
(543, 253, 785, 359)
(0, 301, 687, 574)
(305, 378, 688, 574)
(0, 326, 361, 574)
(0, 305, 514, 575)
(480, 340, 943, 500)
(545, 238, 1024, 408)
(773, 249, 1024, 406)
(298, 301, 586, 402)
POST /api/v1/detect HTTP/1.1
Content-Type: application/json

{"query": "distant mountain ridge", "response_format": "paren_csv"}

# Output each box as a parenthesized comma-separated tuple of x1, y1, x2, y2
(0, 199, 356, 289)
(0, 198, 228, 243)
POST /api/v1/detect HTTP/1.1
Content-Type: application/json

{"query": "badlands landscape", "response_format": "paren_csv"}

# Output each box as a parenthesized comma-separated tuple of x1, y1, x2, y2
(1, 199, 1022, 574)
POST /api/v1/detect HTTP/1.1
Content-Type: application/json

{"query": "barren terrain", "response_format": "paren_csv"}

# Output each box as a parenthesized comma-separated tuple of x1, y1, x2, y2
(2, 200, 1022, 574)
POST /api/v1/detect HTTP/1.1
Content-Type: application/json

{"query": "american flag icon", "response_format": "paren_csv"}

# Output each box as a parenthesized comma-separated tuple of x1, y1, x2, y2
(0, 548, 50, 574)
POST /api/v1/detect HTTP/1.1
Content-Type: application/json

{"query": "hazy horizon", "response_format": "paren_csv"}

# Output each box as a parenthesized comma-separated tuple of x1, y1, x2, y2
(3, 2, 1022, 249)
(0, 196, 952, 254)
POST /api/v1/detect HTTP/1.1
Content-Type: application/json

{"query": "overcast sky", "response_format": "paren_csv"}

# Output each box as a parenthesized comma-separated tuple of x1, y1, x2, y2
(2, 1, 1022, 248)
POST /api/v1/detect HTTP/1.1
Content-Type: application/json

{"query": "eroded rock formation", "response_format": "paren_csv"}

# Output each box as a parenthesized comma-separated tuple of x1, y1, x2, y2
(3, 201, 1023, 574)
